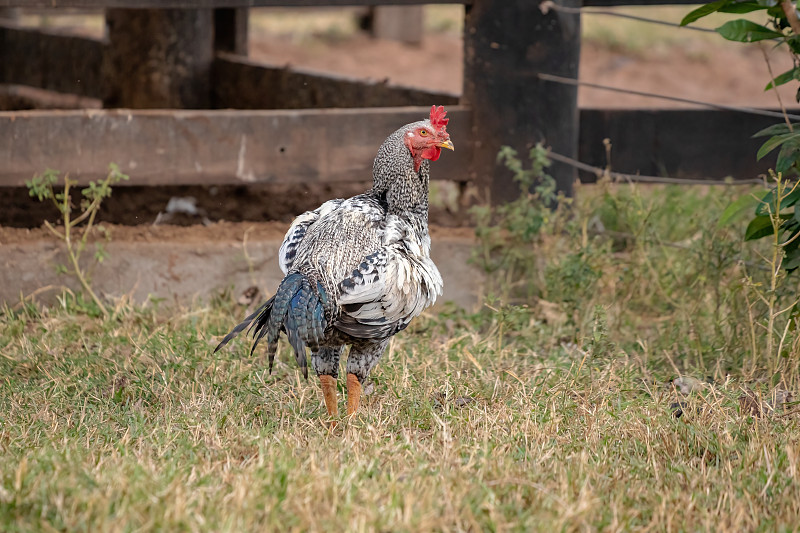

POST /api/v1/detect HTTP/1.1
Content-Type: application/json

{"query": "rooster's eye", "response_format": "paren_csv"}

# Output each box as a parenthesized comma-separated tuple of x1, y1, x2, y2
(419, 129, 428, 136)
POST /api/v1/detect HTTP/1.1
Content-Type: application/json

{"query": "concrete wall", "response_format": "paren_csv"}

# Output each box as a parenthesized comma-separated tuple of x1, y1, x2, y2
(1, 230, 483, 311)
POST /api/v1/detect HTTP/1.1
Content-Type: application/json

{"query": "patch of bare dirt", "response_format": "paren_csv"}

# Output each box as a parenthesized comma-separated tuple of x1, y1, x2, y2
(0, 221, 284, 245)
(0, 220, 475, 245)
(2, 183, 368, 228)
(249, 32, 795, 109)
(578, 43, 794, 109)
(250, 33, 463, 95)
(0, 180, 470, 229)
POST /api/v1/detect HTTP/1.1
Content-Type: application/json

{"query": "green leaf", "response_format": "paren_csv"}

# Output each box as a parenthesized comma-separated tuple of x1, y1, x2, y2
(719, 193, 760, 226)
(753, 122, 797, 138)
(756, 185, 800, 215)
(720, 1, 771, 14)
(765, 67, 800, 90)
(681, 0, 732, 26)
(784, 228, 800, 269)
(94, 242, 109, 263)
(789, 40, 800, 58)
(757, 133, 800, 160)
(745, 215, 776, 240)
(716, 19, 784, 42)
(786, 185, 800, 208)
(783, 247, 800, 270)
(756, 189, 774, 215)
(776, 139, 800, 172)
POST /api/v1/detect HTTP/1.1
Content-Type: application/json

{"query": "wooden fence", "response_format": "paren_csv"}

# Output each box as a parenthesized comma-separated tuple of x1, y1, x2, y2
(0, 0, 787, 204)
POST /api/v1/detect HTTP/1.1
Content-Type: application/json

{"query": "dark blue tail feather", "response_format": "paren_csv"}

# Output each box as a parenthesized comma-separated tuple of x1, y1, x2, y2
(217, 273, 328, 379)
(214, 297, 274, 353)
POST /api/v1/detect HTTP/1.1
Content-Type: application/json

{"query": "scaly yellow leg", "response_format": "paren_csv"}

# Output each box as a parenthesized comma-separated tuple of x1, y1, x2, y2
(319, 375, 338, 417)
(346, 373, 362, 416)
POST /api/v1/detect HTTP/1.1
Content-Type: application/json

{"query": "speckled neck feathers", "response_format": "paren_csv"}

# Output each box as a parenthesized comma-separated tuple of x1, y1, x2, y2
(370, 120, 431, 219)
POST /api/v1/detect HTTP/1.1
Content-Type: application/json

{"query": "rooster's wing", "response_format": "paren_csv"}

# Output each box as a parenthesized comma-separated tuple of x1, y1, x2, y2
(278, 198, 345, 275)
(335, 215, 443, 339)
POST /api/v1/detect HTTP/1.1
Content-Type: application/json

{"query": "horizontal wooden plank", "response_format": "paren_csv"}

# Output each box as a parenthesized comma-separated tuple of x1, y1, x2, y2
(4, 106, 781, 190)
(0, 0, 469, 7)
(578, 108, 795, 182)
(0, 22, 105, 99)
(212, 53, 459, 109)
(0, 107, 472, 186)
(0, 83, 101, 110)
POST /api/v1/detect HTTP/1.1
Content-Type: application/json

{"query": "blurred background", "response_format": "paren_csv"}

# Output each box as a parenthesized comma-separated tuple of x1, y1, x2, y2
(1, 4, 793, 110)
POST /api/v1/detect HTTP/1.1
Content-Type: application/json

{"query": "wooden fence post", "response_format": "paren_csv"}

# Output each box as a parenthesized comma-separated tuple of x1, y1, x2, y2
(214, 8, 248, 55)
(463, 0, 580, 203)
(103, 9, 214, 108)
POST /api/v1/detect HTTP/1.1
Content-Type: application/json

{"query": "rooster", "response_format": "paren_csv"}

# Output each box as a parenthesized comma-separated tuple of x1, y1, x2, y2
(215, 106, 453, 418)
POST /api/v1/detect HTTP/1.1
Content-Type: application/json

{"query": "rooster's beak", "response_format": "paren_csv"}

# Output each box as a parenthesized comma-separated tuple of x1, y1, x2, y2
(438, 140, 455, 151)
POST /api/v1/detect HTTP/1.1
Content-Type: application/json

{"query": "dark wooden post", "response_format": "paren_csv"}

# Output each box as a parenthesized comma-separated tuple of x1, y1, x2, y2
(103, 9, 214, 109)
(214, 8, 248, 55)
(463, 0, 580, 203)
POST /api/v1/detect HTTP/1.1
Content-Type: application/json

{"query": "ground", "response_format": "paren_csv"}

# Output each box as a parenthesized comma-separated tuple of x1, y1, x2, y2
(3, 181, 800, 531)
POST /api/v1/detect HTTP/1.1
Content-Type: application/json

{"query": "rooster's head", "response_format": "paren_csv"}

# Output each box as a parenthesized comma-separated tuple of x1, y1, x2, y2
(403, 105, 455, 173)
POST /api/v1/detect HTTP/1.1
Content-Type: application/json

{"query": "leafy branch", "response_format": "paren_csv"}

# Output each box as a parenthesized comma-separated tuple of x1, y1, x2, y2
(26, 164, 129, 317)
(684, 0, 800, 272)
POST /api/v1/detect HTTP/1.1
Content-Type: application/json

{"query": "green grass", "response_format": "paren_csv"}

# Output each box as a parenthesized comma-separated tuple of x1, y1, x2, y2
(3, 181, 800, 531)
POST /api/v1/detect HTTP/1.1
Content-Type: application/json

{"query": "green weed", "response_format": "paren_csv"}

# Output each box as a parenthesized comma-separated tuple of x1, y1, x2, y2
(25, 164, 128, 317)
(471, 146, 800, 380)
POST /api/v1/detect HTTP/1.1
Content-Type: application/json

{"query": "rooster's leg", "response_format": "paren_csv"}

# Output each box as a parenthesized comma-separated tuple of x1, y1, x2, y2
(345, 338, 390, 417)
(319, 375, 338, 416)
(346, 373, 362, 416)
(312, 347, 345, 418)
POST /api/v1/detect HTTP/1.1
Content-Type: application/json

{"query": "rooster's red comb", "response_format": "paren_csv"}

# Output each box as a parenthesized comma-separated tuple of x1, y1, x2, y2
(429, 105, 449, 131)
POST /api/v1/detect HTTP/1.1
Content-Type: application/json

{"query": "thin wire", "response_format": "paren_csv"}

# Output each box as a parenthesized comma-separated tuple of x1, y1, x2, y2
(540, 1, 720, 34)
(538, 72, 800, 121)
(546, 148, 765, 185)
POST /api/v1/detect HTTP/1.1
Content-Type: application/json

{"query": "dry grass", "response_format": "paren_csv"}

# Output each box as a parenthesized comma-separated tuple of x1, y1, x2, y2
(1, 278, 799, 531)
